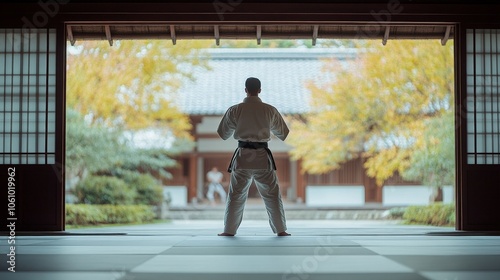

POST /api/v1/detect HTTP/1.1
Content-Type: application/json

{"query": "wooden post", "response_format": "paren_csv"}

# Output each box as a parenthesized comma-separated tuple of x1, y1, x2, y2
(296, 159, 306, 203)
(188, 153, 198, 203)
(362, 158, 381, 203)
(187, 115, 203, 204)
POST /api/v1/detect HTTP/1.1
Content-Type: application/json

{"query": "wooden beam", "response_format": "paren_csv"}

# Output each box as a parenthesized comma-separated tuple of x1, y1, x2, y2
(104, 25, 113, 46)
(256, 25, 261, 45)
(66, 23, 460, 42)
(441, 25, 451, 46)
(312, 25, 319, 46)
(214, 25, 220, 46)
(382, 26, 390, 45)
(170, 25, 176, 45)
(66, 25, 75, 46)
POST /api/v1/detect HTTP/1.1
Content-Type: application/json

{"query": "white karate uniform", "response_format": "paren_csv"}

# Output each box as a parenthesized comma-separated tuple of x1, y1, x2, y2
(217, 96, 289, 235)
(206, 170, 226, 203)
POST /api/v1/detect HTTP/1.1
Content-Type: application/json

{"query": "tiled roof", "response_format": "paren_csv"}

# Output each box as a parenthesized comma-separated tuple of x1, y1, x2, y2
(176, 48, 356, 115)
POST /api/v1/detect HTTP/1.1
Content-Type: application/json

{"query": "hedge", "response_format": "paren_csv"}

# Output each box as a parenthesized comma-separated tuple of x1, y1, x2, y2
(66, 204, 156, 226)
(119, 172, 164, 205)
(74, 176, 136, 205)
(402, 203, 455, 226)
(73, 174, 163, 206)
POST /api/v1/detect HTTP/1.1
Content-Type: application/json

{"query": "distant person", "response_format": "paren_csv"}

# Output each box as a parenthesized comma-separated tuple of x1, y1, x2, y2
(206, 166, 227, 206)
(216, 77, 291, 236)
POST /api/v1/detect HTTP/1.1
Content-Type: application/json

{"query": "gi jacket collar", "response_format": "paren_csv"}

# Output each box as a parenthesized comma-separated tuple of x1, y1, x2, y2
(243, 96, 262, 103)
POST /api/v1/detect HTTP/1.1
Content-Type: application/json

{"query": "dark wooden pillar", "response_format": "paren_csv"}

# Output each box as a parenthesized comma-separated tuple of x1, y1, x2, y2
(296, 159, 306, 203)
(187, 115, 203, 203)
(188, 153, 198, 203)
(362, 159, 381, 204)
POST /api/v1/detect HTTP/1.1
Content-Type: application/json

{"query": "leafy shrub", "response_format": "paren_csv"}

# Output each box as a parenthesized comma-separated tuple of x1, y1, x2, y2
(385, 207, 406, 220)
(119, 172, 164, 205)
(403, 203, 455, 226)
(74, 175, 136, 205)
(99, 204, 156, 224)
(65, 203, 106, 225)
(66, 204, 156, 226)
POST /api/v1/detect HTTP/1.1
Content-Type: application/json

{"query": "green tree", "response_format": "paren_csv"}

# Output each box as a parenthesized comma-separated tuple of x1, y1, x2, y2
(65, 108, 124, 183)
(96, 147, 180, 182)
(74, 175, 135, 205)
(288, 40, 454, 187)
(402, 111, 455, 201)
(65, 109, 184, 199)
(118, 171, 164, 205)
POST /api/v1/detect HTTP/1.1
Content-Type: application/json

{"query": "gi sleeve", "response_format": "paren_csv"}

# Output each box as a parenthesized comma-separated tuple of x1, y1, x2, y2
(271, 108, 289, 141)
(217, 106, 237, 140)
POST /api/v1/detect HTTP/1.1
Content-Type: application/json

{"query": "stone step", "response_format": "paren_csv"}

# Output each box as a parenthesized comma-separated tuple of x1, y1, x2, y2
(166, 208, 393, 220)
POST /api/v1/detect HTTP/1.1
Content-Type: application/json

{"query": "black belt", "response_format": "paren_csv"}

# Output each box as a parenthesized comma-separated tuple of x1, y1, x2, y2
(227, 141, 277, 173)
(238, 141, 268, 149)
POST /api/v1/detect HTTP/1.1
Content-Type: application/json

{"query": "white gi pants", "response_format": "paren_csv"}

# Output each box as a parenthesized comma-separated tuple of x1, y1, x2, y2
(207, 182, 227, 203)
(223, 169, 287, 235)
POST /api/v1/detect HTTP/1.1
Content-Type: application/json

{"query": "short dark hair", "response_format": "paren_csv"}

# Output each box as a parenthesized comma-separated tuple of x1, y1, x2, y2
(245, 77, 261, 94)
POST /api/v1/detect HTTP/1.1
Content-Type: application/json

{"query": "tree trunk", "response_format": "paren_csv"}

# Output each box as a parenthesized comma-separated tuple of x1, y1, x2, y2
(430, 187, 443, 203)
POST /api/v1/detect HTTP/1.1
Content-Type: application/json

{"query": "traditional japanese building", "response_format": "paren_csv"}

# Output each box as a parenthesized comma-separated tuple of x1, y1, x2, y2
(162, 48, 452, 207)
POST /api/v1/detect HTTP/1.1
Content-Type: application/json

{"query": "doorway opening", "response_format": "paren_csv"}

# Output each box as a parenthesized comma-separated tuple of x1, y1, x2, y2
(64, 24, 456, 230)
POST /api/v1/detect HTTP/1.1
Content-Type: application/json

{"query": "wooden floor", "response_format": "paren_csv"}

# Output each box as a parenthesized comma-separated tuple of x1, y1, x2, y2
(2, 220, 500, 280)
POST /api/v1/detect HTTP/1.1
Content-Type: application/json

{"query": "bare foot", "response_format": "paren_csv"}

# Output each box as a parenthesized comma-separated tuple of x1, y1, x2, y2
(277, 232, 291, 236)
(218, 232, 235, 236)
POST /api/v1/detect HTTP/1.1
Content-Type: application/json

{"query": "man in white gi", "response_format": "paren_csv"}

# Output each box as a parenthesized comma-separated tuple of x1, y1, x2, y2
(206, 166, 227, 205)
(217, 77, 291, 236)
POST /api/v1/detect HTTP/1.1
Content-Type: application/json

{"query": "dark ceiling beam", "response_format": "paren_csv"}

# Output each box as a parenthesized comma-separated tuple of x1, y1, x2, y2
(54, 3, 500, 17)
(68, 31, 453, 41)
(1, 3, 499, 27)
(66, 23, 455, 42)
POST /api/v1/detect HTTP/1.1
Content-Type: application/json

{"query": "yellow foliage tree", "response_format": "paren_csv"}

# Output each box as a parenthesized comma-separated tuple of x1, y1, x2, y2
(288, 40, 454, 186)
(66, 39, 211, 140)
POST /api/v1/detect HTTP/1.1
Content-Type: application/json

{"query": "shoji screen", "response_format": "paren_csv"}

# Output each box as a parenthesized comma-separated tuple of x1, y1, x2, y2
(0, 28, 56, 164)
(462, 28, 500, 230)
(466, 29, 500, 164)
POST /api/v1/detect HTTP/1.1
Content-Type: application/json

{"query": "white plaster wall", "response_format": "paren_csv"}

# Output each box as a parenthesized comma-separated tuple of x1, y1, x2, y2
(306, 186, 365, 206)
(383, 185, 456, 206)
(163, 186, 187, 207)
(442, 185, 455, 204)
(382, 185, 431, 206)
